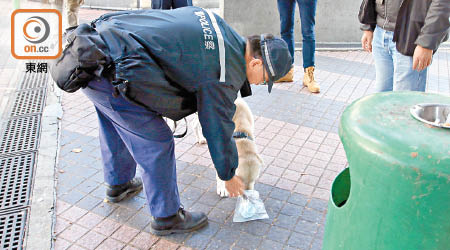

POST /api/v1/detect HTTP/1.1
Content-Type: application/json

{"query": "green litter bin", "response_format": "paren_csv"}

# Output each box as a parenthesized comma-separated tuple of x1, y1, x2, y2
(323, 92, 450, 250)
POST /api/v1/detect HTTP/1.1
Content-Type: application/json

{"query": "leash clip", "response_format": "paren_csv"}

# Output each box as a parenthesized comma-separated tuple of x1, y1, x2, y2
(112, 80, 128, 98)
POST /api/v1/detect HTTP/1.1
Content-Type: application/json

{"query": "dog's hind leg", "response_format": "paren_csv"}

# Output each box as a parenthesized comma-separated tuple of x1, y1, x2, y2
(247, 181, 255, 190)
(191, 113, 206, 144)
(195, 124, 206, 144)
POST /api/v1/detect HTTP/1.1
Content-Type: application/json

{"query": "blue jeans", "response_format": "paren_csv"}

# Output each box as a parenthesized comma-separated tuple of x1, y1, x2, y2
(82, 78, 180, 217)
(277, 0, 317, 68)
(372, 26, 427, 92)
(151, 0, 192, 9)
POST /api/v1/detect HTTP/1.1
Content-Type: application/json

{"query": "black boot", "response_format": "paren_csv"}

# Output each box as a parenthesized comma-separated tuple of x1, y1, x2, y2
(150, 208, 208, 236)
(106, 178, 143, 203)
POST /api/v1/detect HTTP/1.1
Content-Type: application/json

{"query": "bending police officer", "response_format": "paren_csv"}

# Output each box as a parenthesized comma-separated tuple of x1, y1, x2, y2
(50, 6, 292, 235)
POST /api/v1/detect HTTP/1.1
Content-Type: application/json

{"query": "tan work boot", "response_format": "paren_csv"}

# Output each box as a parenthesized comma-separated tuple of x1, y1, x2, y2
(303, 66, 320, 93)
(275, 66, 294, 83)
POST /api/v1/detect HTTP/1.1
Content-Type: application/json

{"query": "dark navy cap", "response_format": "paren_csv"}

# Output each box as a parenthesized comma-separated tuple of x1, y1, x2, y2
(260, 34, 292, 93)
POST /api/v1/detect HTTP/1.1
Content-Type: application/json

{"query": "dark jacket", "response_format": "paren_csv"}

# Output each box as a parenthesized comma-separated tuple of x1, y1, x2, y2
(50, 7, 251, 181)
(359, 0, 450, 56)
(374, 0, 401, 31)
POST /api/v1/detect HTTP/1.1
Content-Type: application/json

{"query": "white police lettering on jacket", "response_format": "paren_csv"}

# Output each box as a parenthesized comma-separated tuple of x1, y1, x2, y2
(194, 11, 215, 50)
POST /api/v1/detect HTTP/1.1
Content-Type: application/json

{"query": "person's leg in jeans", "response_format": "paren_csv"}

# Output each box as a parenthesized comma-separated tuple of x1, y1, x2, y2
(151, 0, 161, 9)
(298, 0, 319, 92)
(277, 0, 296, 61)
(172, 0, 192, 8)
(152, 0, 191, 9)
(392, 46, 427, 91)
(151, 0, 170, 9)
(372, 26, 394, 92)
(297, 0, 316, 68)
(275, 0, 295, 82)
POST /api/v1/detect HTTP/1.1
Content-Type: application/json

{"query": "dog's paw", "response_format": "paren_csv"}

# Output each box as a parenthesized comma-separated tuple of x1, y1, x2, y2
(197, 137, 207, 144)
(217, 187, 229, 197)
(216, 179, 229, 197)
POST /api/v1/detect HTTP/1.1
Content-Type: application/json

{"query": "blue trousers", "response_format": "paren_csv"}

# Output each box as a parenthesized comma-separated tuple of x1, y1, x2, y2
(151, 0, 192, 9)
(372, 26, 427, 92)
(277, 0, 317, 68)
(82, 78, 180, 217)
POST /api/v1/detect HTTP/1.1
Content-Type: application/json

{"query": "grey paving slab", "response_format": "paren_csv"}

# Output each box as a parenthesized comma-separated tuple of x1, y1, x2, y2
(209, 207, 231, 224)
(301, 208, 326, 224)
(212, 226, 241, 244)
(267, 226, 291, 244)
(59, 188, 86, 204)
(274, 214, 300, 231)
(269, 188, 292, 201)
(236, 232, 263, 249)
(185, 232, 213, 249)
(108, 205, 138, 223)
(206, 239, 235, 250)
(307, 198, 328, 212)
(197, 221, 221, 237)
(260, 239, 285, 250)
(280, 202, 304, 217)
(294, 220, 319, 236)
(311, 238, 323, 250)
(241, 220, 271, 236)
(125, 209, 152, 230)
(287, 232, 314, 250)
(76, 179, 101, 194)
(158, 230, 190, 244)
(91, 202, 118, 217)
(76, 195, 103, 211)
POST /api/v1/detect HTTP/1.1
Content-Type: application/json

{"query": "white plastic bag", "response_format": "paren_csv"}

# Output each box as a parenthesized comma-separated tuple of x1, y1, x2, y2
(233, 190, 269, 222)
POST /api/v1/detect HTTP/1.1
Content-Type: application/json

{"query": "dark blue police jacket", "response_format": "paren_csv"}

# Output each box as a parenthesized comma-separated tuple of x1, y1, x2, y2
(50, 6, 252, 181)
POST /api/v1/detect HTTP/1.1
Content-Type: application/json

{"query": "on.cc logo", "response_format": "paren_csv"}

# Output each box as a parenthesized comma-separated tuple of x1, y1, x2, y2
(23, 16, 50, 44)
(11, 9, 61, 60)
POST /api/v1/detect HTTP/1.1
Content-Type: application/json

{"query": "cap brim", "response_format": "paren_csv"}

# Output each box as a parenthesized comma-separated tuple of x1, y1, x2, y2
(260, 39, 275, 94)
(261, 57, 274, 93)
(267, 79, 273, 93)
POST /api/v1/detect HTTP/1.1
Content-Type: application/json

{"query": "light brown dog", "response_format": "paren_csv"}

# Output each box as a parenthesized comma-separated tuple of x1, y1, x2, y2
(214, 98, 263, 197)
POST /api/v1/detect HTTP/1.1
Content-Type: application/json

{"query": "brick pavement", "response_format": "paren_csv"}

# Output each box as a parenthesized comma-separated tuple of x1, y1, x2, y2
(52, 8, 450, 250)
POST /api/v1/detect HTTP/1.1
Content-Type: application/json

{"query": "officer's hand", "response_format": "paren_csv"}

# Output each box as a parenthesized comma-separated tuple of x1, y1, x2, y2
(361, 31, 373, 52)
(225, 175, 244, 197)
(412, 45, 433, 72)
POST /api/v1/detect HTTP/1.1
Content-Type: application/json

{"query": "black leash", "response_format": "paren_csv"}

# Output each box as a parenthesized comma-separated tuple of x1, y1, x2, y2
(168, 117, 188, 138)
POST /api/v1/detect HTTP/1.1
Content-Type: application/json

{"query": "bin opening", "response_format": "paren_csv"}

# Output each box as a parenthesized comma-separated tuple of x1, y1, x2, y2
(410, 103, 450, 128)
(331, 168, 351, 207)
